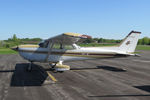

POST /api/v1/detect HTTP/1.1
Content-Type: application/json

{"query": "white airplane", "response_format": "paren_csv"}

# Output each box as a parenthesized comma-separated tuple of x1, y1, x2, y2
(12, 31, 141, 72)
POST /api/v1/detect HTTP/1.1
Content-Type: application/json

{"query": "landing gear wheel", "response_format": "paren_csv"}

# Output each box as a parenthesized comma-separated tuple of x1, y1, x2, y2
(53, 70, 58, 73)
(49, 61, 70, 73)
(54, 64, 70, 72)
(49, 63, 56, 68)
(49, 62, 56, 71)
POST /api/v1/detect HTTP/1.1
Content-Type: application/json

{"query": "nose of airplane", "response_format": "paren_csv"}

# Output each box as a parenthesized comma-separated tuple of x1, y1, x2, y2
(11, 46, 19, 51)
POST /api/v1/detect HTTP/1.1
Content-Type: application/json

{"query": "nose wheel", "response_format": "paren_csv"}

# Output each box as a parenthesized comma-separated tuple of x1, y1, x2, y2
(49, 63, 56, 69)
(49, 62, 57, 72)
(49, 62, 70, 72)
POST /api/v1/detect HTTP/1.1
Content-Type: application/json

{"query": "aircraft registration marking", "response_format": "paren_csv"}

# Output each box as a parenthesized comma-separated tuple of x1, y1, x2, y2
(47, 72, 57, 82)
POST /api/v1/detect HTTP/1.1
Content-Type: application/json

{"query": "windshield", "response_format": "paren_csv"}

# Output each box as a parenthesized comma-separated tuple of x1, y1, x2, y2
(39, 40, 49, 48)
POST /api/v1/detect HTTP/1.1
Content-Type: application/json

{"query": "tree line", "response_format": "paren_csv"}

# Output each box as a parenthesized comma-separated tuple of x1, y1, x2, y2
(0, 34, 150, 48)
(138, 37, 150, 45)
(82, 37, 150, 45)
(0, 34, 42, 48)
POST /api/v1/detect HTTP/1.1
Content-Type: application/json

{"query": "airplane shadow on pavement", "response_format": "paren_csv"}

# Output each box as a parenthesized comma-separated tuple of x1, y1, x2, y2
(1, 63, 126, 87)
(70, 66, 126, 72)
(134, 85, 150, 93)
(10, 63, 48, 87)
(97, 66, 127, 72)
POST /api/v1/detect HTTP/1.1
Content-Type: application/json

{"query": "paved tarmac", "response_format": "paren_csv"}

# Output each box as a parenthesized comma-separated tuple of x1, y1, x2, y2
(0, 50, 150, 100)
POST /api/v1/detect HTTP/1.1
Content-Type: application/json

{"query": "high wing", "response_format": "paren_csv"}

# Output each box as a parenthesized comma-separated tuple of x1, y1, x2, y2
(44, 32, 91, 45)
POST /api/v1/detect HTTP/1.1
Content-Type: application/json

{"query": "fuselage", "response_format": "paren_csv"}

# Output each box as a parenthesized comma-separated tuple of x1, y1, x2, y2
(12, 31, 141, 63)
(16, 44, 130, 63)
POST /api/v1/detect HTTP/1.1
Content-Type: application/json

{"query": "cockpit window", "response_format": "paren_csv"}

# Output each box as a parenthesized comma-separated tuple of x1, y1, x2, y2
(39, 41, 77, 50)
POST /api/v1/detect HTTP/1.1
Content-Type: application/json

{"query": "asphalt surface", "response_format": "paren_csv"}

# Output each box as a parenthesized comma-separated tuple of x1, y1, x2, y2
(0, 50, 150, 100)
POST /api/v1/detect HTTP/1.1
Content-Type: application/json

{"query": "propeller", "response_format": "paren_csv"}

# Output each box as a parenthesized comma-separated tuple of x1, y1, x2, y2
(11, 46, 19, 51)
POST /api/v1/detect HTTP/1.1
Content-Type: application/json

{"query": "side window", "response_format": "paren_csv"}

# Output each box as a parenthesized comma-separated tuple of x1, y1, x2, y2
(53, 43, 61, 49)
(64, 44, 74, 50)
(52, 43, 74, 50)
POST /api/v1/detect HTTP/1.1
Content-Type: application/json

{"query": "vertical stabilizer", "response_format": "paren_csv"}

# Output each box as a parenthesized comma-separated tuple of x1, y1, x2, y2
(119, 31, 141, 53)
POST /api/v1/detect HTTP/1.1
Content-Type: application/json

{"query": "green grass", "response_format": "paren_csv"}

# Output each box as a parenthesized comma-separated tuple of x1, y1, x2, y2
(136, 45, 150, 50)
(0, 48, 18, 54)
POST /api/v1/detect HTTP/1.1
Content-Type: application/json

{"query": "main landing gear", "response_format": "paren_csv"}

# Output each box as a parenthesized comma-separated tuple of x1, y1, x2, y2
(49, 61, 70, 73)
(27, 61, 33, 72)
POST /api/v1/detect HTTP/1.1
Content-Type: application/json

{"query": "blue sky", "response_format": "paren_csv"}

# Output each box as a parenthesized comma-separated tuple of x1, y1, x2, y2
(0, 0, 150, 40)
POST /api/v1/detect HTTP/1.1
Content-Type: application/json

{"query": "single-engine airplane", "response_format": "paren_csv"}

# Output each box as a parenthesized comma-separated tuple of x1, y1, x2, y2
(12, 31, 141, 72)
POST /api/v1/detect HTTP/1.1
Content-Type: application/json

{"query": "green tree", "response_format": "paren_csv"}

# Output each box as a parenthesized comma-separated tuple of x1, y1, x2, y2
(0, 41, 3, 48)
(12, 34, 18, 42)
(138, 39, 142, 45)
(98, 38, 103, 43)
(5, 44, 10, 48)
(142, 37, 149, 45)
(83, 38, 95, 43)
